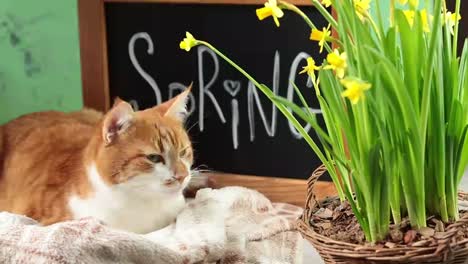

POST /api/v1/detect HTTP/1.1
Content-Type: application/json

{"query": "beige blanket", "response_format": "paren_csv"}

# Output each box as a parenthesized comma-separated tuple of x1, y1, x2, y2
(0, 187, 303, 264)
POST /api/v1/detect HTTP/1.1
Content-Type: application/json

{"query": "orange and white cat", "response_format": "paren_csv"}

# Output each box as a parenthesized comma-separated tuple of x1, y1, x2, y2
(0, 89, 193, 233)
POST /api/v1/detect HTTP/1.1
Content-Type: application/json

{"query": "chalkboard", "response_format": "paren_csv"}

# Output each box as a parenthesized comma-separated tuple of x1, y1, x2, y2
(103, 2, 328, 179)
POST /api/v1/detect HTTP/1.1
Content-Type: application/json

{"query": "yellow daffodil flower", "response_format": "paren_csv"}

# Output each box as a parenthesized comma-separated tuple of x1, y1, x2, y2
(341, 78, 372, 104)
(398, 0, 419, 7)
(403, 9, 430, 32)
(179, 32, 198, 52)
(299, 57, 321, 77)
(444, 11, 462, 35)
(321, 0, 332, 7)
(310, 24, 331, 53)
(256, 0, 284, 27)
(354, 0, 371, 22)
(323, 49, 347, 79)
(403, 10, 415, 25)
(420, 9, 430, 32)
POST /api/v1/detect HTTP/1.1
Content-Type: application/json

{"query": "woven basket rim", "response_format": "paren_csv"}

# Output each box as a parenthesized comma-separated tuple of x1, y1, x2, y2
(297, 164, 468, 263)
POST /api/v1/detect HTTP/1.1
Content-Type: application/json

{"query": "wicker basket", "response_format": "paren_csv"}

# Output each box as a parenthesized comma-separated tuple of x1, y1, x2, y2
(297, 165, 468, 263)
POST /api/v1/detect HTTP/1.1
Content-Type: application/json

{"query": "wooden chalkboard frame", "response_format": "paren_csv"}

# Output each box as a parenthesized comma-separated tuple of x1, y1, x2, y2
(77, 0, 314, 113)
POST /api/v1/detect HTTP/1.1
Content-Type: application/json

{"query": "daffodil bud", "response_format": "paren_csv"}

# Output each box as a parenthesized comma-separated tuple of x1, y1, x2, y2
(179, 32, 198, 52)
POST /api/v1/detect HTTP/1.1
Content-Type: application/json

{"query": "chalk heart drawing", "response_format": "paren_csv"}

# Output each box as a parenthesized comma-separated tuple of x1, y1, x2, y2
(223, 80, 241, 97)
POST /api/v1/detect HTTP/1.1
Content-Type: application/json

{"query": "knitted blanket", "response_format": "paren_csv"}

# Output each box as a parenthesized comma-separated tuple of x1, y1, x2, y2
(0, 187, 303, 264)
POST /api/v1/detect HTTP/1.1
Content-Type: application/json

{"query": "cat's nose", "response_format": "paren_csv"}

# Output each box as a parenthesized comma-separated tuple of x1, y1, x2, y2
(173, 172, 188, 183)
(173, 163, 188, 183)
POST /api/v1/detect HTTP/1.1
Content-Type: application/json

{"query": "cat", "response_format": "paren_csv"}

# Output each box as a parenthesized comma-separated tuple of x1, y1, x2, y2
(0, 89, 194, 234)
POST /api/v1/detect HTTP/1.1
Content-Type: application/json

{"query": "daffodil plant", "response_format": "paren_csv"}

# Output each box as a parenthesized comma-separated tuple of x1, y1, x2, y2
(180, 0, 467, 243)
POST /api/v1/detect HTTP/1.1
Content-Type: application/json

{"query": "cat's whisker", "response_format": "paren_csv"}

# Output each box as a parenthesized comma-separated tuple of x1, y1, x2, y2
(186, 114, 214, 134)
(186, 120, 199, 132)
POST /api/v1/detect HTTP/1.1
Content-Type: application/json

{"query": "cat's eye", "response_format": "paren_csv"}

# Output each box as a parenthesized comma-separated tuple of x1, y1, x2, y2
(180, 147, 190, 157)
(180, 149, 187, 156)
(146, 154, 164, 164)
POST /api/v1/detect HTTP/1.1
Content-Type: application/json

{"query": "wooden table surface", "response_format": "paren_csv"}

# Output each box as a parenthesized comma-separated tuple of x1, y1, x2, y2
(205, 172, 337, 207)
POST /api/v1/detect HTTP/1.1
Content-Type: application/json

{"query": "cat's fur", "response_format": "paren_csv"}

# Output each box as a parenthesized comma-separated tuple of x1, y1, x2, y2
(0, 90, 193, 233)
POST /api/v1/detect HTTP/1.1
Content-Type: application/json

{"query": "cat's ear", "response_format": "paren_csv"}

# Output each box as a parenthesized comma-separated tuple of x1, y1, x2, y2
(112, 97, 125, 108)
(155, 84, 192, 122)
(102, 100, 134, 146)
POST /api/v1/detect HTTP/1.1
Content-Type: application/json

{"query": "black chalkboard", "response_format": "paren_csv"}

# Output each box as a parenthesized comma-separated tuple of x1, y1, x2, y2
(105, 3, 328, 179)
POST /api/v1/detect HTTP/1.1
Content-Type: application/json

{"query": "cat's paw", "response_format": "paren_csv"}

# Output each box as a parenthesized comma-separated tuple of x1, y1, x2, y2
(184, 174, 216, 198)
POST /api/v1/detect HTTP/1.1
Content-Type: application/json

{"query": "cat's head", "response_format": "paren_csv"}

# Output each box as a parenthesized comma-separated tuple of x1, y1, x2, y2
(92, 88, 193, 195)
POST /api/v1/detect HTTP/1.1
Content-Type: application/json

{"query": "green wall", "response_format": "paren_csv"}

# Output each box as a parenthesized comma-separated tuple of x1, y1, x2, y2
(0, 0, 83, 124)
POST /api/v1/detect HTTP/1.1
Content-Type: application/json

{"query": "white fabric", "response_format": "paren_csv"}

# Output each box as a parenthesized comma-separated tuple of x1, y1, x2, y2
(0, 187, 303, 264)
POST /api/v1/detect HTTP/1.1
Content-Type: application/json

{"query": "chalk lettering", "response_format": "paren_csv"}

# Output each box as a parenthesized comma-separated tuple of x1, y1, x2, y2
(247, 51, 280, 141)
(197, 46, 226, 132)
(128, 32, 162, 105)
(223, 80, 241, 149)
(231, 99, 239, 149)
(286, 52, 321, 138)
